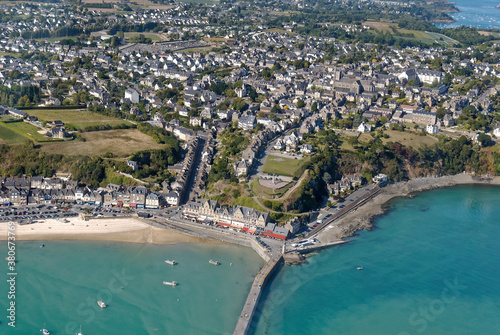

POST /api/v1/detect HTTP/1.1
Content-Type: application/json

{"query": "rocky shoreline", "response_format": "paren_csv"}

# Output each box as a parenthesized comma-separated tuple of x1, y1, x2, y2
(317, 174, 500, 243)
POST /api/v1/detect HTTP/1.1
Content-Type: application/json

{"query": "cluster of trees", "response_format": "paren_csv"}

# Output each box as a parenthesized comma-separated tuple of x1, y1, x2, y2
(0, 85, 41, 107)
(128, 149, 175, 181)
(0, 142, 107, 187)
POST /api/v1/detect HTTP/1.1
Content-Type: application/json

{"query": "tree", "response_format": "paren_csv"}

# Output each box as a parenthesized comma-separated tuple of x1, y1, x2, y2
(297, 99, 305, 108)
(232, 98, 247, 112)
(323, 172, 332, 184)
(311, 101, 318, 112)
(477, 133, 494, 147)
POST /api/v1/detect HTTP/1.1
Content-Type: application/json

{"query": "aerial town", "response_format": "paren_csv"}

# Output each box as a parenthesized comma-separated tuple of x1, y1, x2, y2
(0, 0, 499, 243)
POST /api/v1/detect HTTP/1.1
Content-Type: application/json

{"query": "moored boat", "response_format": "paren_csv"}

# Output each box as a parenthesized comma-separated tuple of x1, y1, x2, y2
(165, 260, 177, 265)
(97, 300, 106, 308)
(357, 266, 363, 270)
(41, 324, 50, 335)
(209, 260, 220, 266)
(163, 281, 177, 286)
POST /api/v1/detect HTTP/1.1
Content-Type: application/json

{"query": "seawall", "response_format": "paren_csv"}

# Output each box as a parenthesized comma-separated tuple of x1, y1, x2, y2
(232, 255, 283, 335)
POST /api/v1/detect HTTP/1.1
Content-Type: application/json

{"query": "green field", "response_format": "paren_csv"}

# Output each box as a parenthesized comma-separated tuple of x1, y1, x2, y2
(263, 155, 310, 178)
(26, 109, 129, 130)
(424, 31, 460, 46)
(398, 29, 431, 40)
(0, 121, 57, 142)
(0, 123, 29, 145)
(124, 32, 164, 42)
(41, 129, 164, 157)
(0, 115, 16, 122)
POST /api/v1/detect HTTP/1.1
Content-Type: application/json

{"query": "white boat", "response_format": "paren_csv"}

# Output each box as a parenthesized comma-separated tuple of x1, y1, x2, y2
(97, 300, 106, 308)
(163, 281, 177, 286)
(76, 325, 83, 335)
(165, 260, 177, 265)
(41, 324, 50, 335)
(209, 260, 220, 266)
(357, 266, 363, 270)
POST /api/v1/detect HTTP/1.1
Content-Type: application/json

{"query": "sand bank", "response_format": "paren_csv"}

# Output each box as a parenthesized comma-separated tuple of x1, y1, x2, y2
(317, 174, 500, 243)
(0, 216, 207, 244)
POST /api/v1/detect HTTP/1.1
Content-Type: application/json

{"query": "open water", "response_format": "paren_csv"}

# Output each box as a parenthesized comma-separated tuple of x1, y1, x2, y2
(0, 241, 263, 335)
(251, 185, 500, 334)
(435, 0, 500, 29)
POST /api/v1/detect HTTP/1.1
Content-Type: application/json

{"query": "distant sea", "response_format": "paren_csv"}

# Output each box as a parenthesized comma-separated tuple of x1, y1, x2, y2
(435, 0, 500, 29)
(250, 185, 500, 334)
(0, 241, 264, 335)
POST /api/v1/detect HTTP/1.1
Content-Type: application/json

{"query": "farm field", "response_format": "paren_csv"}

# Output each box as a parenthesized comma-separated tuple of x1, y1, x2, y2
(26, 109, 130, 130)
(0, 123, 28, 145)
(363, 21, 459, 47)
(40, 129, 164, 157)
(424, 31, 460, 46)
(262, 154, 310, 178)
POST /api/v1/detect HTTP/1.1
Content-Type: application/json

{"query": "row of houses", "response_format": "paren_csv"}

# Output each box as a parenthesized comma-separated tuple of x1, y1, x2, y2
(0, 178, 164, 209)
(181, 198, 289, 239)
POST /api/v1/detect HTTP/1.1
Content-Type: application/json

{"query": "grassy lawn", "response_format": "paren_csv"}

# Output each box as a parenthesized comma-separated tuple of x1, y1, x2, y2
(26, 109, 129, 130)
(263, 155, 310, 178)
(363, 21, 397, 33)
(397, 29, 431, 40)
(40, 129, 164, 157)
(381, 130, 438, 148)
(0, 123, 29, 145)
(124, 32, 164, 42)
(1, 121, 54, 142)
(0, 115, 16, 122)
(250, 179, 294, 199)
(232, 196, 265, 212)
(264, 28, 295, 35)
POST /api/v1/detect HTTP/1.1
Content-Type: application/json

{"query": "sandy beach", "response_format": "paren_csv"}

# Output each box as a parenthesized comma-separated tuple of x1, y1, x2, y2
(317, 174, 500, 243)
(0, 216, 207, 244)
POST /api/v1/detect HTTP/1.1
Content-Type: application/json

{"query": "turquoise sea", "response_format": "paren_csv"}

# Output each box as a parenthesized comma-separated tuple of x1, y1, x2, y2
(0, 241, 264, 335)
(435, 0, 500, 29)
(251, 185, 500, 334)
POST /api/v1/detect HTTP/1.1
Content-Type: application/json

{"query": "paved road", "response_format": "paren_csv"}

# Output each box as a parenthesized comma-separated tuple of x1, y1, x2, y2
(180, 137, 205, 205)
(305, 184, 381, 238)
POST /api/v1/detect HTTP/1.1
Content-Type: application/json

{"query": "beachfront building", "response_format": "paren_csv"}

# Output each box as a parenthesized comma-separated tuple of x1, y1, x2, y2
(262, 223, 289, 240)
(182, 199, 277, 236)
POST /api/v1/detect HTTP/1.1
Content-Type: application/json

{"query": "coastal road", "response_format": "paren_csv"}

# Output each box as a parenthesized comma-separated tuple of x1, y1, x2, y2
(306, 184, 381, 238)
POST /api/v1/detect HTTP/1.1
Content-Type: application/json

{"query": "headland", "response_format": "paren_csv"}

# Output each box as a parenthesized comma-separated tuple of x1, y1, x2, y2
(317, 174, 500, 243)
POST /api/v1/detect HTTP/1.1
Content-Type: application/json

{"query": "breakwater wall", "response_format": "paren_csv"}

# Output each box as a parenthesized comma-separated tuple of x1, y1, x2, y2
(233, 255, 283, 335)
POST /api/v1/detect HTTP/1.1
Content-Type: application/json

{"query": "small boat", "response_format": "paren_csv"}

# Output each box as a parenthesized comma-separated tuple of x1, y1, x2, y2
(97, 300, 106, 308)
(357, 266, 363, 270)
(40, 243, 45, 248)
(165, 260, 177, 265)
(163, 281, 177, 286)
(209, 260, 220, 266)
(41, 324, 50, 334)
(76, 325, 83, 335)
